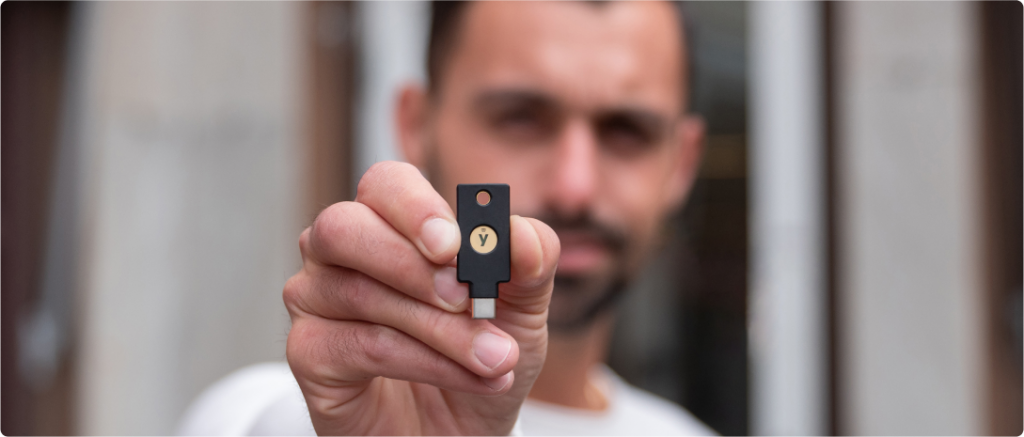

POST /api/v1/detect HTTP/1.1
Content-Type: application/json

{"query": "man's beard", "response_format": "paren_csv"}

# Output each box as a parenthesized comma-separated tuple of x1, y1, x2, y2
(549, 274, 628, 334)
(534, 212, 632, 335)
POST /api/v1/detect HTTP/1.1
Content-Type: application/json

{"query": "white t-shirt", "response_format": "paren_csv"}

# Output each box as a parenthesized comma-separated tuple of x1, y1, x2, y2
(178, 362, 717, 436)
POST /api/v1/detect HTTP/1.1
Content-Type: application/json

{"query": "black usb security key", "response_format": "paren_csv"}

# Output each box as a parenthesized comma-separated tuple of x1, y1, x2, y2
(457, 184, 510, 319)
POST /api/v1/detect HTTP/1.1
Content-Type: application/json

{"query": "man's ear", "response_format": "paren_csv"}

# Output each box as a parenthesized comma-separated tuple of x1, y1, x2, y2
(395, 83, 430, 168)
(663, 115, 706, 210)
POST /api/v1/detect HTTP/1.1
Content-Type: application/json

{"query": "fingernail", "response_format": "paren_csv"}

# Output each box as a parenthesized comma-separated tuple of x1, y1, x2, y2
(420, 218, 459, 259)
(473, 332, 512, 370)
(434, 267, 468, 309)
(483, 372, 512, 391)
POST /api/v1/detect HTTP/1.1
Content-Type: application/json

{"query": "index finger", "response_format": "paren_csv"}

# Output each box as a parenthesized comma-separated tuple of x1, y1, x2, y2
(356, 161, 460, 265)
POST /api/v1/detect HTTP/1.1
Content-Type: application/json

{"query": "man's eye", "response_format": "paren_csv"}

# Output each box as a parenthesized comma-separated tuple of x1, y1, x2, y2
(498, 111, 538, 128)
(489, 110, 552, 141)
(597, 120, 658, 155)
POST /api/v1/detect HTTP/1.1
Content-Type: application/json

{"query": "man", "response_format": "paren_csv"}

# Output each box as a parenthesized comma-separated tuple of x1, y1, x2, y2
(179, 1, 711, 435)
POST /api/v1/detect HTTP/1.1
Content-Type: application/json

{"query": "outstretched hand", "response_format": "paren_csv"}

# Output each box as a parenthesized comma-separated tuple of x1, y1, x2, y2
(284, 161, 560, 435)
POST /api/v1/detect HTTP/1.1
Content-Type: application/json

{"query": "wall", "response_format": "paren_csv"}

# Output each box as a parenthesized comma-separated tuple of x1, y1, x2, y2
(833, 2, 985, 434)
(71, 3, 308, 434)
(353, 1, 428, 187)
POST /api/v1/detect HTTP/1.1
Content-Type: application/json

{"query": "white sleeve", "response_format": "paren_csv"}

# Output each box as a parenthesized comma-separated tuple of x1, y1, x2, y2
(180, 361, 527, 436)
(177, 362, 314, 436)
(509, 415, 524, 436)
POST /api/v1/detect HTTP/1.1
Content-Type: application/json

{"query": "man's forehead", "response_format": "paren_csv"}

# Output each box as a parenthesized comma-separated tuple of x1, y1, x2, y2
(444, 1, 686, 114)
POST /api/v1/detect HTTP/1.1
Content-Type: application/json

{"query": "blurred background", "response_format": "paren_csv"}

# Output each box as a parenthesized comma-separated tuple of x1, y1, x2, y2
(2, 1, 1020, 435)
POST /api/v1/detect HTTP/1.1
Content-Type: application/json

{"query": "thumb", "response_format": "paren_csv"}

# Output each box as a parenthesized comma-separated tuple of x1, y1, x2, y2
(495, 215, 560, 328)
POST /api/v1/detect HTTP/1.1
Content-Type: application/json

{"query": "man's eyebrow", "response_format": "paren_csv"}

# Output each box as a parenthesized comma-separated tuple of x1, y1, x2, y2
(473, 89, 563, 112)
(473, 89, 670, 134)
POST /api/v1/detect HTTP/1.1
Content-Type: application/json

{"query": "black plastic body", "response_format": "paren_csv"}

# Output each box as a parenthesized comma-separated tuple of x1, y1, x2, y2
(456, 184, 510, 298)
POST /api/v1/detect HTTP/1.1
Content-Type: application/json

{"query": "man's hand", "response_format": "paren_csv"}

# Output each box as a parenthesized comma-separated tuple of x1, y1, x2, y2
(284, 161, 560, 435)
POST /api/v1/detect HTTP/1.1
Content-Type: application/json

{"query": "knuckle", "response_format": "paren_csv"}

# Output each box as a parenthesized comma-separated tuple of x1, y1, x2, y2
(397, 292, 422, 322)
(356, 324, 399, 367)
(310, 206, 339, 245)
(357, 161, 415, 199)
(312, 203, 345, 234)
(337, 271, 375, 319)
(357, 161, 429, 208)
(285, 320, 317, 369)
(420, 305, 456, 343)
(298, 228, 311, 258)
(323, 335, 358, 382)
(282, 273, 307, 314)
(294, 321, 363, 381)
(310, 202, 358, 253)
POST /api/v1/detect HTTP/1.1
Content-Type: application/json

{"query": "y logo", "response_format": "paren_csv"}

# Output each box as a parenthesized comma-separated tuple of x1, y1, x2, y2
(470, 225, 497, 254)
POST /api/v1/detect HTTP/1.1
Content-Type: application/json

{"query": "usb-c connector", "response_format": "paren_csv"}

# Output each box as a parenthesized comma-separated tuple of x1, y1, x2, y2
(472, 298, 495, 319)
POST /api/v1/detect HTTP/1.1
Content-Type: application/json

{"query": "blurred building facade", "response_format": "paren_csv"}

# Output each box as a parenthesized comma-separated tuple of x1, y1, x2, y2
(1, 1, 1020, 435)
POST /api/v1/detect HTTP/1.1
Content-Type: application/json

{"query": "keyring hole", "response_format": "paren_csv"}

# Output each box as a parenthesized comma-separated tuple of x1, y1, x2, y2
(476, 190, 491, 206)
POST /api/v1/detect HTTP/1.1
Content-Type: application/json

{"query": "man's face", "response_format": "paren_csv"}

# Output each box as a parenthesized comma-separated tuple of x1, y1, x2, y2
(400, 1, 702, 331)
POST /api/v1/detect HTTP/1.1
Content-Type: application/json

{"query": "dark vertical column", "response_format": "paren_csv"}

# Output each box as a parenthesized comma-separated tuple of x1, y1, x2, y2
(1, 2, 72, 435)
(979, 2, 1023, 435)
(305, 1, 357, 219)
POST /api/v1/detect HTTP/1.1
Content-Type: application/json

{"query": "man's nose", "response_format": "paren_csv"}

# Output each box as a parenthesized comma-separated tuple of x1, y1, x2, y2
(547, 119, 599, 216)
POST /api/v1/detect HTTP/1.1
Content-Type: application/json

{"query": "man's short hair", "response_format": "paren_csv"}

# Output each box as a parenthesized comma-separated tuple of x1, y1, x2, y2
(426, 1, 692, 107)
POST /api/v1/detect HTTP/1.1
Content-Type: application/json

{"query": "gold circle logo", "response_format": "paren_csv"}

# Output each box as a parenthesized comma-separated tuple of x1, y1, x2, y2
(470, 225, 498, 254)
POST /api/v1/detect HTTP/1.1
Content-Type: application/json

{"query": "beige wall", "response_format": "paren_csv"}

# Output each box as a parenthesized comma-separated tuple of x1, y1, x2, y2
(71, 3, 309, 434)
(834, 2, 985, 434)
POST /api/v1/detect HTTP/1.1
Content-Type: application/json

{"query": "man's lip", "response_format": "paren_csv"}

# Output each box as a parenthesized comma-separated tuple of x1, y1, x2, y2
(555, 232, 610, 273)
(555, 230, 606, 246)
